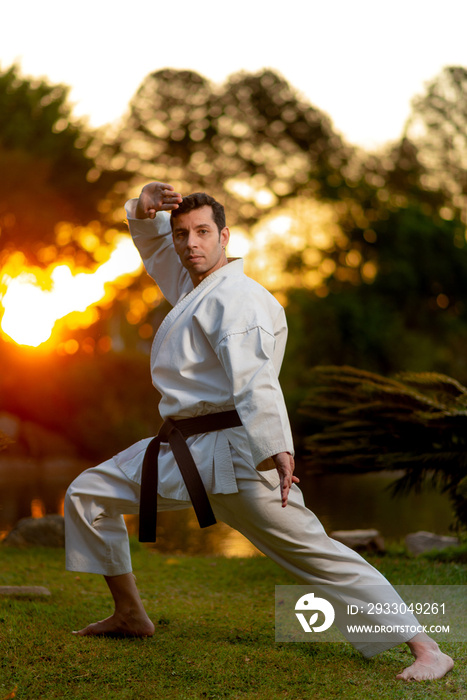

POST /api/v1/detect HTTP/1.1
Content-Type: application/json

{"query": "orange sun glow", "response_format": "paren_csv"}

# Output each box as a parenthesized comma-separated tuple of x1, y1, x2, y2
(0, 236, 142, 348)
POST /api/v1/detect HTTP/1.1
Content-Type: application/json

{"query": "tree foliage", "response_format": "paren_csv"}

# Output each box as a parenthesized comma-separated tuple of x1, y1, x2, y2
(301, 365, 467, 531)
(0, 341, 160, 460)
(0, 65, 127, 261)
(403, 66, 467, 219)
(99, 68, 352, 226)
(0, 429, 12, 452)
(91, 64, 467, 428)
(281, 201, 467, 432)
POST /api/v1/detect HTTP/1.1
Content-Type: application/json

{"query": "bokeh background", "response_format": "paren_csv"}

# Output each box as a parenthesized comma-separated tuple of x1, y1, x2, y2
(1, 0, 466, 549)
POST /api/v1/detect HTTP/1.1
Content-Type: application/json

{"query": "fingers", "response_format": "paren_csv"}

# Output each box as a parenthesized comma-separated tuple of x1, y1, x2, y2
(280, 468, 292, 507)
(281, 480, 290, 507)
(136, 182, 182, 218)
(271, 452, 297, 508)
(153, 184, 182, 211)
(281, 478, 300, 506)
(159, 191, 182, 211)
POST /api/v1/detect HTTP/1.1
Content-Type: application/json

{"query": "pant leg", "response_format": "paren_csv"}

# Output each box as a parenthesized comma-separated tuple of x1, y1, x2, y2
(209, 462, 419, 658)
(64, 458, 190, 576)
(65, 453, 419, 656)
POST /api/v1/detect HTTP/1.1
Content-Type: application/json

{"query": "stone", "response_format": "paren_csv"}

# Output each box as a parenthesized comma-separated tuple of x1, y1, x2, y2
(3, 514, 65, 548)
(330, 528, 385, 553)
(0, 586, 51, 597)
(405, 531, 459, 556)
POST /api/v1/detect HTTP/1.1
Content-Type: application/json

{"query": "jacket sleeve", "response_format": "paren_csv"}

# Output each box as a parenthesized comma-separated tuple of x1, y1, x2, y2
(214, 324, 294, 468)
(125, 199, 192, 306)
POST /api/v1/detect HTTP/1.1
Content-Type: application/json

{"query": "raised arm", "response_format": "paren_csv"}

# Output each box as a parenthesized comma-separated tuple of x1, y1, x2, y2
(126, 182, 191, 306)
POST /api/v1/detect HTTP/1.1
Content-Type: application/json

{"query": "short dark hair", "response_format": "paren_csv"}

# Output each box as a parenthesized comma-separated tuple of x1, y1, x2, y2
(170, 192, 226, 234)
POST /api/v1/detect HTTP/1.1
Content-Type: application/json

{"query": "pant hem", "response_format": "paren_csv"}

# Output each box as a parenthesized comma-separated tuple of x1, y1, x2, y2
(65, 563, 133, 576)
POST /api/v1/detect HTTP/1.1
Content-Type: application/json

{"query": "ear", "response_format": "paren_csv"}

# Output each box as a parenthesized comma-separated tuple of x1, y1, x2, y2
(220, 226, 230, 248)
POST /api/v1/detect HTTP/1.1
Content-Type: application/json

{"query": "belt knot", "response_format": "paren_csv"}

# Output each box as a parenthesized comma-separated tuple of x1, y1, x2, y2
(139, 410, 242, 542)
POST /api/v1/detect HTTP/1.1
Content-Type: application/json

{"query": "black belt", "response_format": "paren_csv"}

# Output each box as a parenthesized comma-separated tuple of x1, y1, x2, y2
(139, 409, 242, 542)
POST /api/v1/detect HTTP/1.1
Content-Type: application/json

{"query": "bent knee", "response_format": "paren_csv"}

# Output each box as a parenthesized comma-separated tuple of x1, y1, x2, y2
(64, 475, 83, 519)
(64, 467, 101, 516)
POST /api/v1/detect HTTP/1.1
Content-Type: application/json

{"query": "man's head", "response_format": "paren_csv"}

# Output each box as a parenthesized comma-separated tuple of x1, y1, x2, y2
(170, 193, 230, 287)
(170, 192, 226, 237)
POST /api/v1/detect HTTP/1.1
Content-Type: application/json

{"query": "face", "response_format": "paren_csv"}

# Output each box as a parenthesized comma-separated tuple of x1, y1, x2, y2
(172, 206, 230, 286)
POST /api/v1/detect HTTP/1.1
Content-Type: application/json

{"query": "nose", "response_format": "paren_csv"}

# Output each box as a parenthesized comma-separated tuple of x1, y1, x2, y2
(186, 231, 198, 250)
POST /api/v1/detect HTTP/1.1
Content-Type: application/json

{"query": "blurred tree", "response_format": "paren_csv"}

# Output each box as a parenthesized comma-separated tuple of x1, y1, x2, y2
(301, 366, 467, 531)
(0, 64, 129, 262)
(0, 429, 11, 452)
(0, 341, 160, 460)
(280, 201, 467, 441)
(99, 68, 352, 226)
(404, 66, 467, 219)
(357, 137, 445, 215)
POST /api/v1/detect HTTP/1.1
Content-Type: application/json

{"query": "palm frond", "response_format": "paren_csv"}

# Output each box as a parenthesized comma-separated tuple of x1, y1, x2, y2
(301, 365, 467, 530)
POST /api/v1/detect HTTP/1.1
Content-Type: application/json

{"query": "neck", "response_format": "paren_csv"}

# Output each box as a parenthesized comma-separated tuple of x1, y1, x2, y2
(190, 252, 229, 287)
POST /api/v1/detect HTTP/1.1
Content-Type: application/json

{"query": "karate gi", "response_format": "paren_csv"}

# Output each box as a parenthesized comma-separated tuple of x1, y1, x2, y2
(65, 201, 420, 657)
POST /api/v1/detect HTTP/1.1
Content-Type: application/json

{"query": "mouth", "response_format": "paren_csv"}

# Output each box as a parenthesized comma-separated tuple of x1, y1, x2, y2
(186, 255, 203, 263)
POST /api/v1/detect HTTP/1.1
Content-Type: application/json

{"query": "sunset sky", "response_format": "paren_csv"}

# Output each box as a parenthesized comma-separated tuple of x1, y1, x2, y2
(2, 0, 467, 150)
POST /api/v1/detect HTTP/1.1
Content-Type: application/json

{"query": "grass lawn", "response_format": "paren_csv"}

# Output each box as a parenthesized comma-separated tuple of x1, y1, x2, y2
(0, 541, 466, 699)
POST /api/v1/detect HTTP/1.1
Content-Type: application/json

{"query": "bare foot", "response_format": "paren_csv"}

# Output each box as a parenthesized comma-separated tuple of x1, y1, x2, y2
(73, 611, 155, 637)
(396, 633, 454, 681)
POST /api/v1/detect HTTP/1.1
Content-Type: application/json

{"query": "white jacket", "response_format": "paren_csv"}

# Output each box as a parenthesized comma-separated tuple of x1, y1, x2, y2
(114, 202, 294, 500)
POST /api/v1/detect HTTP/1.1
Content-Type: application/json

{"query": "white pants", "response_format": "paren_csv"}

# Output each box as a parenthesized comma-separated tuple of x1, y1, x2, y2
(64, 456, 419, 657)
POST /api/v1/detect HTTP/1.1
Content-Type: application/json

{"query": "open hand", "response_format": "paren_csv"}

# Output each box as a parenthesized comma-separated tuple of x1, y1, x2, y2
(135, 182, 183, 219)
(272, 452, 300, 507)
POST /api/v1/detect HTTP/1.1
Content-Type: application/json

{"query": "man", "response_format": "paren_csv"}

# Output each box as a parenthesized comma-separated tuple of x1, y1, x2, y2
(65, 181, 453, 682)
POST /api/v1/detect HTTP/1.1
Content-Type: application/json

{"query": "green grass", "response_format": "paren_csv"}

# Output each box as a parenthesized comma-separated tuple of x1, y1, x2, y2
(0, 543, 466, 699)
